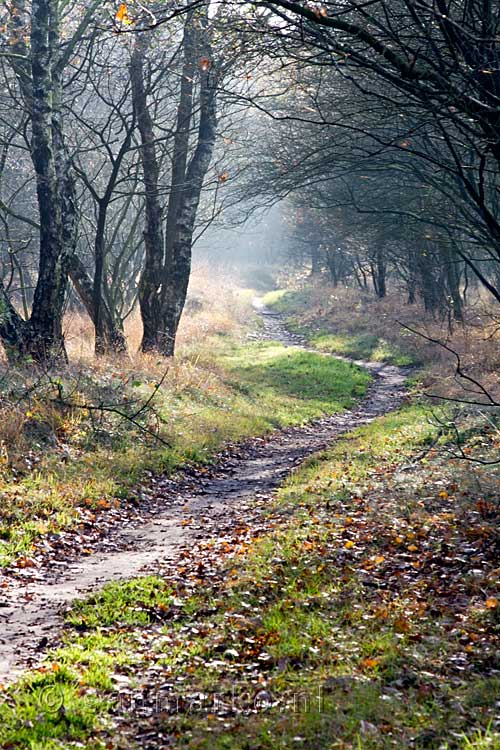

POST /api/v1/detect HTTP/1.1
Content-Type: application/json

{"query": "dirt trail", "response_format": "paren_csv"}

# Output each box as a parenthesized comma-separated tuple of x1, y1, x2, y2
(0, 300, 408, 683)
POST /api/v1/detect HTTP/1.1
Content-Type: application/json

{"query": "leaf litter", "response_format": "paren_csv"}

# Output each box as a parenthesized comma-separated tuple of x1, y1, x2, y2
(6, 304, 497, 748)
(0, 302, 407, 683)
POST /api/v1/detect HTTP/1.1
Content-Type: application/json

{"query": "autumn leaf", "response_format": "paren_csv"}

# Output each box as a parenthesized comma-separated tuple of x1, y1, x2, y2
(313, 5, 328, 18)
(199, 57, 211, 71)
(394, 617, 410, 633)
(485, 597, 498, 609)
(218, 172, 230, 183)
(116, 3, 132, 25)
(344, 540, 355, 549)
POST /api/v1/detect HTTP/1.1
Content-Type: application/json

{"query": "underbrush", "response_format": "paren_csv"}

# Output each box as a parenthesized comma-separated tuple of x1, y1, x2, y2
(0, 299, 369, 566)
(2, 406, 498, 749)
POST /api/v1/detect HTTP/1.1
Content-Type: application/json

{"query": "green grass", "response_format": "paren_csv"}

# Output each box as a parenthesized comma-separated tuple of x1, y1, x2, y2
(66, 576, 174, 629)
(262, 288, 416, 366)
(0, 665, 110, 750)
(310, 332, 415, 366)
(0, 337, 371, 566)
(3, 405, 498, 749)
(262, 288, 313, 315)
(221, 341, 370, 414)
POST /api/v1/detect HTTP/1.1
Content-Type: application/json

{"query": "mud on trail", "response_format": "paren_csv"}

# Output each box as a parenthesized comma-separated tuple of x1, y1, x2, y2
(0, 300, 408, 683)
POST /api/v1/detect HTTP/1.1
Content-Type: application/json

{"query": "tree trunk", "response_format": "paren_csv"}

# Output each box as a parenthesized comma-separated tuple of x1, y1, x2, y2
(440, 243, 463, 322)
(68, 255, 127, 354)
(372, 248, 387, 299)
(0, 280, 29, 362)
(130, 35, 167, 354)
(163, 18, 196, 305)
(310, 245, 321, 275)
(406, 247, 417, 304)
(325, 249, 339, 286)
(158, 63, 218, 356)
(416, 247, 440, 314)
(3, 0, 75, 363)
(134, 12, 218, 357)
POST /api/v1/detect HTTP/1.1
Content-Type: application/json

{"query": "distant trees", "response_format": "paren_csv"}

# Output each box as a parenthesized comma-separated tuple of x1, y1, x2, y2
(230, 0, 500, 315)
(0, 0, 498, 362)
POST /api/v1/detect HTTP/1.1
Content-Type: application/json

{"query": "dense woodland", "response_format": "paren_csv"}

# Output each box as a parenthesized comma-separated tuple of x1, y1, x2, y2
(0, 0, 498, 361)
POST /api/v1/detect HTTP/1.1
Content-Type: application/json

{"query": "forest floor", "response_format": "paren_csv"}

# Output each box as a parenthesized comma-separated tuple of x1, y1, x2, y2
(0, 303, 403, 682)
(0, 286, 498, 750)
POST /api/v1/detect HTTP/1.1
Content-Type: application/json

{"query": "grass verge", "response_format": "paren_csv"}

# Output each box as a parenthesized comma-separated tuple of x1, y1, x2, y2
(262, 288, 415, 366)
(0, 336, 370, 567)
(2, 405, 498, 749)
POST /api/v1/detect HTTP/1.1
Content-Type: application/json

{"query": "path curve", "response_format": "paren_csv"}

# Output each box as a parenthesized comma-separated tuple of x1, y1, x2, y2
(0, 300, 408, 683)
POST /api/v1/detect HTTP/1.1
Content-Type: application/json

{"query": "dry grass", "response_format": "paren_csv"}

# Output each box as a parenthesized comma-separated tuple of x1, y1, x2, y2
(64, 264, 250, 362)
(0, 265, 250, 474)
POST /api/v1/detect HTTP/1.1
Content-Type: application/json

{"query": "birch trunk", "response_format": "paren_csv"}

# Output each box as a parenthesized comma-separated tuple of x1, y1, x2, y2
(134, 13, 218, 356)
(130, 36, 165, 353)
(162, 18, 196, 310)
(159, 64, 218, 356)
(3, 0, 77, 362)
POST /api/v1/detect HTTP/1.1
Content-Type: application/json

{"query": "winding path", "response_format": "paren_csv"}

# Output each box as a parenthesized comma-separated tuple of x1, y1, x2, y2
(0, 300, 408, 683)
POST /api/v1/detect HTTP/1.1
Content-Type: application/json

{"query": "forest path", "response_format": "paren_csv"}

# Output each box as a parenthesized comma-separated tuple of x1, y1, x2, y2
(0, 300, 408, 684)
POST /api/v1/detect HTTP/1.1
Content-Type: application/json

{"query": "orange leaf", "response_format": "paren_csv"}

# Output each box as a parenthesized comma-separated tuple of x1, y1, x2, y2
(394, 617, 410, 633)
(485, 597, 498, 609)
(116, 3, 132, 25)
(344, 540, 355, 549)
(361, 657, 379, 669)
